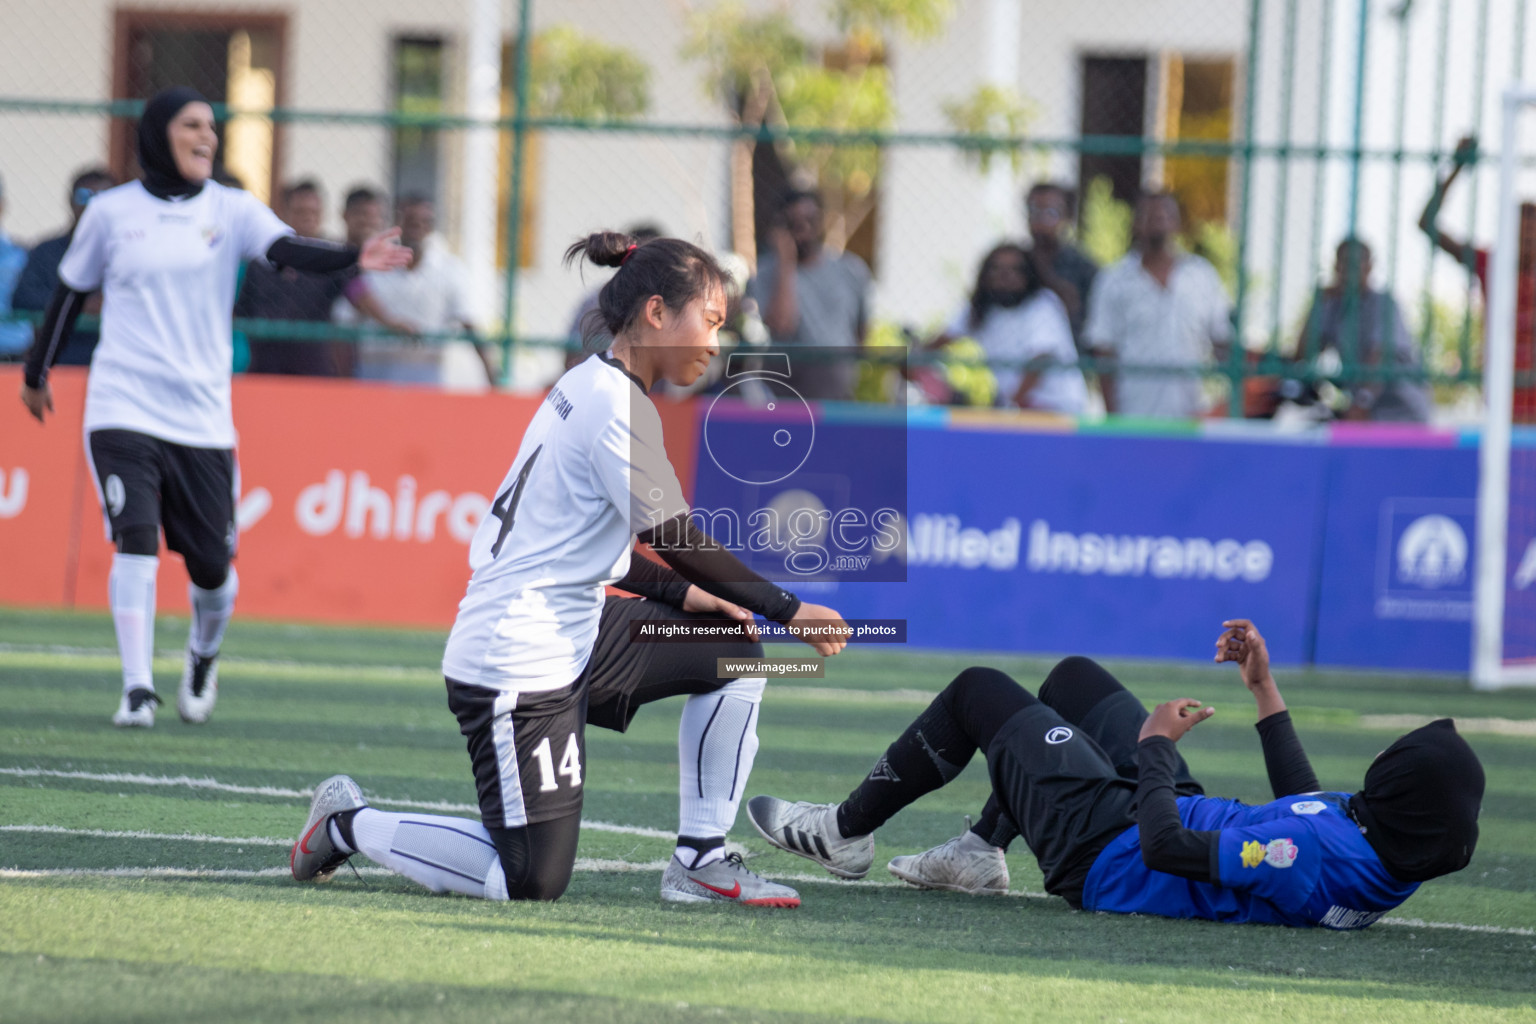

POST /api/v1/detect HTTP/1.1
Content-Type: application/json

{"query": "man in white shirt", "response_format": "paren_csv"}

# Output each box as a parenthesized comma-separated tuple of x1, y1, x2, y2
(1085, 192, 1231, 419)
(352, 195, 495, 387)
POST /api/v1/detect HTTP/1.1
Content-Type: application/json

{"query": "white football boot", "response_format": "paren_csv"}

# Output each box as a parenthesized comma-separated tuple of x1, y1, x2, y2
(746, 796, 874, 879)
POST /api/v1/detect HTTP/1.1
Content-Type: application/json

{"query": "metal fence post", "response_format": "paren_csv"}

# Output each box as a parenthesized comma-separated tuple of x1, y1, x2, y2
(501, 0, 535, 388)
(1230, 0, 1264, 416)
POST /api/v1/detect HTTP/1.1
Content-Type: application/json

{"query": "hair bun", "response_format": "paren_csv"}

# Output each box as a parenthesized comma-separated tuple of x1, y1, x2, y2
(563, 231, 637, 270)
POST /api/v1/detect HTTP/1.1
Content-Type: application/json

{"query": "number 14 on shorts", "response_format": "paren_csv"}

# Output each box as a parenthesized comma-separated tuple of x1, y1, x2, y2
(532, 733, 582, 792)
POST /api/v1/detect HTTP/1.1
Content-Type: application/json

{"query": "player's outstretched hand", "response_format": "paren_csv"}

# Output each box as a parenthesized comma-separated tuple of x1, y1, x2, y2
(359, 227, 413, 272)
(1214, 618, 1274, 692)
(1139, 698, 1214, 743)
(682, 585, 759, 642)
(786, 602, 852, 657)
(20, 380, 53, 424)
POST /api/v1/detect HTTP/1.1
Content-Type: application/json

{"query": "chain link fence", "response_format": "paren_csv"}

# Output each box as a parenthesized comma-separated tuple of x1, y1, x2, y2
(2, 0, 1533, 417)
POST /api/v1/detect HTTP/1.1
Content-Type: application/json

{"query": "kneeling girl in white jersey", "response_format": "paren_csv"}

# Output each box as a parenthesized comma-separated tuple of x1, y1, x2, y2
(292, 230, 849, 906)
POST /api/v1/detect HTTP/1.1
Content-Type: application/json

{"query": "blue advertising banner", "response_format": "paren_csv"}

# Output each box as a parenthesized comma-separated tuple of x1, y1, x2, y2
(1505, 449, 1536, 666)
(1311, 446, 1478, 671)
(798, 427, 1329, 665)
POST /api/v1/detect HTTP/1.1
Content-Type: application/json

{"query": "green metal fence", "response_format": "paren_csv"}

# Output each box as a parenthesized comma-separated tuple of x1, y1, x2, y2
(2, 0, 1531, 418)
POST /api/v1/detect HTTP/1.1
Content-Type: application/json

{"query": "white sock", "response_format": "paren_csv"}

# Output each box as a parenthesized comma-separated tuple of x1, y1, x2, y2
(678, 676, 764, 841)
(188, 566, 237, 658)
(110, 554, 158, 693)
(348, 807, 504, 900)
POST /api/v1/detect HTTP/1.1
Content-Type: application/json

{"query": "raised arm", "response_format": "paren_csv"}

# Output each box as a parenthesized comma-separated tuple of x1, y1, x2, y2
(1215, 619, 1321, 798)
(1418, 136, 1481, 268)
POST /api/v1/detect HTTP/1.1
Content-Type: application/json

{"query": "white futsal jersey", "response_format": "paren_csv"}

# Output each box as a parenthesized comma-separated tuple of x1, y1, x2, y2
(58, 180, 291, 448)
(442, 353, 691, 693)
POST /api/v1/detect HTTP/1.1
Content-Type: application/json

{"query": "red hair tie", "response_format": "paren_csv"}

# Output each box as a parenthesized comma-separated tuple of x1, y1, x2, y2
(620, 243, 639, 265)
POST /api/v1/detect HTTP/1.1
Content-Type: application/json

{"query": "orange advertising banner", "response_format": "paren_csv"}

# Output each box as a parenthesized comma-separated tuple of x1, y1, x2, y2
(0, 368, 697, 628)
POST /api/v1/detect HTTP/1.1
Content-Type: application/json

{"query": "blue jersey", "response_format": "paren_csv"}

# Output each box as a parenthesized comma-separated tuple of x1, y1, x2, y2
(1082, 792, 1418, 929)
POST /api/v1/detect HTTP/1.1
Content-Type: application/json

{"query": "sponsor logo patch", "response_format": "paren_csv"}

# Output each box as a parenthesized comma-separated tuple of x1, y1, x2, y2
(1290, 800, 1327, 815)
(1241, 837, 1300, 869)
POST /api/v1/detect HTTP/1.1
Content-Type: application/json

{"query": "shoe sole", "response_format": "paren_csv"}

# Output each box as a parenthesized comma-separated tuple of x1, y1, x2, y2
(887, 862, 1007, 896)
(745, 805, 869, 880)
(661, 888, 801, 908)
(111, 715, 154, 728)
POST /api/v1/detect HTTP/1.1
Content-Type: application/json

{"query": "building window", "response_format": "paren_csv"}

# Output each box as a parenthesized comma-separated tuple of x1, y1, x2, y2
(391, 37, 446, 208)
(112, 10, 286, 204)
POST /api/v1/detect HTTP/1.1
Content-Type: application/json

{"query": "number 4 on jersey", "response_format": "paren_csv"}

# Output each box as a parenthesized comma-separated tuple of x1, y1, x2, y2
(488, 445, 542, 557)
(531, 732, 582, 793)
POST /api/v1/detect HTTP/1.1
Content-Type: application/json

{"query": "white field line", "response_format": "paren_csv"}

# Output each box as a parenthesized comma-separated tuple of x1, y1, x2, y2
(2, 848, 1531, 938)
(1359, 714, 1536, 737)
(1, 825, 288, 846)
(0, 767, 674, 841)
(10, 644, 1536, 736)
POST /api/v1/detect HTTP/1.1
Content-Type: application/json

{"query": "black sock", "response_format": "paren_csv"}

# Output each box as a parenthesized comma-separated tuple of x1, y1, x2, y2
(969, 794, 1020, 850)
(333, 808, 360, 851)
(837, 693, 975, 838)
(676, 834, 725, 868)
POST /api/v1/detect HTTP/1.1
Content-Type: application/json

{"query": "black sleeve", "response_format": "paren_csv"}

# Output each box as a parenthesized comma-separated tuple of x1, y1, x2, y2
(637, 513, 802, 625)
(1136, 736, 1220, 882)
(1255, 710, 1321, 799)
(265, 235, 360, 275)
(23, 284, 89, 389)
(616, 553, 693, 608)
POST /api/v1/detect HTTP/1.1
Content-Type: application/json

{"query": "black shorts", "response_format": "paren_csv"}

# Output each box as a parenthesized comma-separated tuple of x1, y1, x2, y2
(447, 595, 765, 829)
(87, 428, 237, 567)
(985, 703, 1141, 908)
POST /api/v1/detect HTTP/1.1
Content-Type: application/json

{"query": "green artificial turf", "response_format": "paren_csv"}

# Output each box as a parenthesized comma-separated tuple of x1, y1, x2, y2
(2, 607, 1533, 1023)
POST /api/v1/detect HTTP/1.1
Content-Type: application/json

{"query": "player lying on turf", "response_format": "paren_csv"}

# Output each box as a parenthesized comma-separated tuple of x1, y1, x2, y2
(292, 230, 849, 908)
(747, 620, 1485, 929)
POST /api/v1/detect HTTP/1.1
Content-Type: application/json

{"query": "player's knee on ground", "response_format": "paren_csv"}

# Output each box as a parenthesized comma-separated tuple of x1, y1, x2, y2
(489, 814, 581, 901)
(115, 525, 159, 557)
(939, 666, 1037, 749)
(1038, 655, 1129, 724)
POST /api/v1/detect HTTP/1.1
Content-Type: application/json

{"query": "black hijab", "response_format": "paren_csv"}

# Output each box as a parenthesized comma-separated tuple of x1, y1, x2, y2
(137, 87, 210, 200)
(1349, 719, 1484, 882)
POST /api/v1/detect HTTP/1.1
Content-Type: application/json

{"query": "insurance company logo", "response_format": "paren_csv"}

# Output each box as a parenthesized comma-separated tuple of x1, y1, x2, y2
(1375, 499, 1475, 621)
(1395, 514, 1468, 589)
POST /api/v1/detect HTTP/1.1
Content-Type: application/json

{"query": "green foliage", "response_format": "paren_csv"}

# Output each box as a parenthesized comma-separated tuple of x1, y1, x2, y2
(831, 0, 957, 41)
(941, 84, 1039, 174)
(681, 3, 808, 110)
(1080, 176, 1134, 268)
(1419, 294, 1484, 380)
(1190, 218, 1238, 296)
(776, 63, 895, 197)
(529, 25, 650, 121)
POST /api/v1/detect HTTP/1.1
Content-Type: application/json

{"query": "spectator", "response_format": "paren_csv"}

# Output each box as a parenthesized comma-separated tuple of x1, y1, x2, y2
(238, 180, 410, 377)
(1294, 239, 1432, 423)
(1419, 135, 1536, 422)
(340, 186, 386, 249)
(0, 172, 31, 359)
(1024, 182, 1098, 351)
(749, 189, 870, 401)
(348, 194, 495, 387)
(930, 243, 1086, 413)
(568, 221, 663, 368)
(1086, 191, 1231, 418)
(13, 167, 115, 366)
